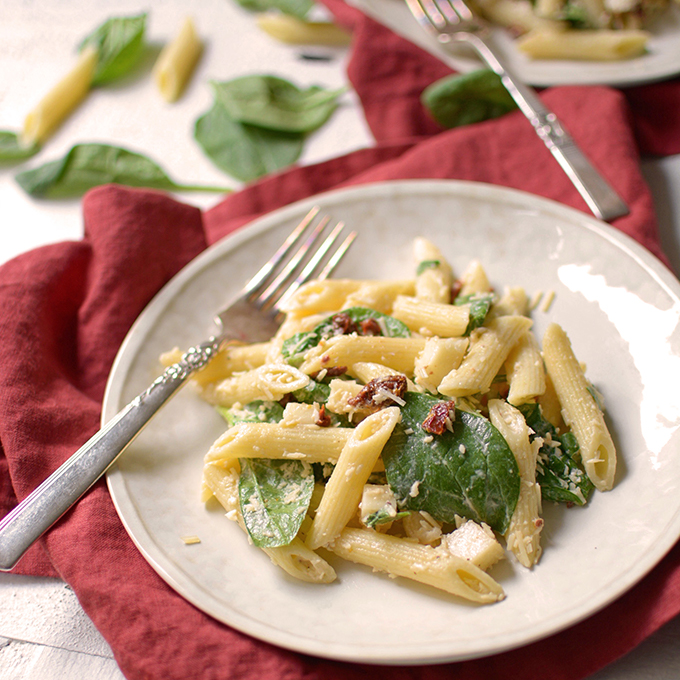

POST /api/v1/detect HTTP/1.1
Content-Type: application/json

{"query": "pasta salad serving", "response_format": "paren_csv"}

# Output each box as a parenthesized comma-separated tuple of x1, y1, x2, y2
(472, 0, 678, 61)
(162, 237, 617, 605)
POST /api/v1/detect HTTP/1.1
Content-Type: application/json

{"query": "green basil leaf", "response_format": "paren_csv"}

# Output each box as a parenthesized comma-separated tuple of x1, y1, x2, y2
(15, 143, 227, 198)
(518, 403, 594, 505)
(234, 0, 314, 19)
(0, 131, 39, 162)
(194, 98, 304, 182)
(422, 69, 518, 129)
(211, 76, 344, 133)
(415, 259, 440, 276)
(383, 392, 520, 533)
(217, 400, 285, 427)
(238, 458, 315, 547)
(281, 307, 411, 365)
(79, 13, 147, 85)
(364, 508, 409, 529)
(455, 293, 494, 335)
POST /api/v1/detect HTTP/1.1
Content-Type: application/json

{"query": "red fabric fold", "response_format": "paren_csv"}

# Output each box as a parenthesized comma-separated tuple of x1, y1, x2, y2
(2, 3, 680, 679)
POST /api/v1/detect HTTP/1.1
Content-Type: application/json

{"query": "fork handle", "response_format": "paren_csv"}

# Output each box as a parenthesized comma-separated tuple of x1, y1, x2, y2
(0, 336, 222, 572)
(467, 35, 629, 222)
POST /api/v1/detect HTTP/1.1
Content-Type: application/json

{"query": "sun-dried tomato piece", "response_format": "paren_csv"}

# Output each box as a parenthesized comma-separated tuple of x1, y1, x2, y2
(331, 313, 357, 336)
(315, 405, 332, 427)
(360, 318, 382, 336)
(348, 375, 407, 411)
(310, 366, 348, 380)
(422, 401, 456, 435)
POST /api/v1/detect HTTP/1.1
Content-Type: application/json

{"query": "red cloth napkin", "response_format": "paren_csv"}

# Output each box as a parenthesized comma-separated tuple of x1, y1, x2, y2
(3, 3, 680, 679)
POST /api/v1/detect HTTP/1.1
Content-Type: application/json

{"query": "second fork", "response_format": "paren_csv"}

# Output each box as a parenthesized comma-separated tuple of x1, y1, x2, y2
(406, 0, 630, 222)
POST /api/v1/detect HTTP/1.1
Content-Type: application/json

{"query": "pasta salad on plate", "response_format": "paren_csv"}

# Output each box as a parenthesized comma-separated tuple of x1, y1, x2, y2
(162, 237, 617, 605)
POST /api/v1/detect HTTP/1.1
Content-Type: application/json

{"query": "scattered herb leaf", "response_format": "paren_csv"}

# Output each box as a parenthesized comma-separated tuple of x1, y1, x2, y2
(455, 293, 494, 335)
(422, 69, 518, 129)
(15, 143, 229, 198)
(383, 392, 520, 534)
(212, 75, 344, 134)
(0, 131, 40, 162)
(194, 98, 304, 182)
(79, 13, 148, 86)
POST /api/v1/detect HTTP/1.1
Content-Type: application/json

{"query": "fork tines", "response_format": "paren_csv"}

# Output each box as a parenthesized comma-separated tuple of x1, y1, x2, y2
(246, 207, 357, 312)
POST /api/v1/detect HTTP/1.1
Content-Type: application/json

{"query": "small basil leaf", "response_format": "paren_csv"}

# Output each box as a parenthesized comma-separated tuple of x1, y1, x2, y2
(0, 131, 40, 162)
(211, 76, 344, 134)
(194, 98, 304, 182)
(15, 143, 227, 198)
(518, 403, 594, 505)
(281, 307, 411, 365)
(416, 259, 440, 276)
(238, 458, 315, 547)
(234, 0, 314, 19)
(217, 400, 284, 427)
(383, 392, 520, 534)
(455, 293, 494, 335)
(79, 13, 148, 85)
(422, 69, 518, 129)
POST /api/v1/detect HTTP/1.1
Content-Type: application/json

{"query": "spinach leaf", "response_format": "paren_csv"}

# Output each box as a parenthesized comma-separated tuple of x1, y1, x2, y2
(238, 458, 315, 547)
(217, 400, 284, 427)
(518, 403, 594, 505)
(364, 507, 409, 529)
(0, 131, 39, 162)
(281, 307, 411, 366)
(383, 392, 520, 533)
(455, 293, 494, 335)
(233, 0, 315, 21)
(212, 76, 344, 134)
(416, 259, 440, 276)
(194, 98, 304, 182)
(15, 143, 228, 198)
(292, 379, 331, 404)
(422, 69, 517, 129)
(79, 13, 147, 85)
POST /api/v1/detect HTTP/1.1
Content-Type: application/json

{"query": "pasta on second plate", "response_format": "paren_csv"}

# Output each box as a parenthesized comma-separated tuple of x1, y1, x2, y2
(163, 237, 617, 605)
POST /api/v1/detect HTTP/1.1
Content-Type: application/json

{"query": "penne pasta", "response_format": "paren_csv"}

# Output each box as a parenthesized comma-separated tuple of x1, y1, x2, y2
(153, 17, 203, 102)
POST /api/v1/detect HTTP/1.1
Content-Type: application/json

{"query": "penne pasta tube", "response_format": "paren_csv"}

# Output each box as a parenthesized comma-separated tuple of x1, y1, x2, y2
(517, 27, 649, 61)
(505, 330, 546, 405)
(300, 335, 427, 376)
(306, 407, 401, 549)
(205, 422, 352, 465)
(489, 400, 543, 568)
(22, 45, 98, 146)
(413, 237, 453, 304)
(392, 296, 469, 337)
(541, 323, 616, 491)
(153, 17, 203, 102)
(413, 337, 469, 393)
(255, 13, 351, 46)
(329, 527, 505, 603)
(438, 316, 533, 397)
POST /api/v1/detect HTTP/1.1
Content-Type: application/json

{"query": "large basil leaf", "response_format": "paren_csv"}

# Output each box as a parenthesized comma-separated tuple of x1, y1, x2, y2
(194, 94, 304, 182)
(79, 13, 147, 85)
(422, 69, 517, 129)
(282, 307, 411, 366)
(518, 403, 594, 505)
(0, 131, 39, 162)
(234, 0, 314, 19)
(212, 76, 344, 134)
(383, 392, 520, 533)
(238, 458, 315, 547)
(15, 143, 227, 198)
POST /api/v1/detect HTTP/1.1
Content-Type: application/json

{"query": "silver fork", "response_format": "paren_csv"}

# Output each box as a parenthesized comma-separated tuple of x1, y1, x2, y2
(0, 207, 356, 571)
(406, 0, 630, 222)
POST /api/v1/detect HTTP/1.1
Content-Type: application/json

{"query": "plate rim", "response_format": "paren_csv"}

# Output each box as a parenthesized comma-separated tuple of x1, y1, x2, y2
(104, 178, 680, 665)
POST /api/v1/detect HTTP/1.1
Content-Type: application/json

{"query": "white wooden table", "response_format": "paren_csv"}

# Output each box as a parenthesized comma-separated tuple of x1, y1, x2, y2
(2, 1, 680, 678)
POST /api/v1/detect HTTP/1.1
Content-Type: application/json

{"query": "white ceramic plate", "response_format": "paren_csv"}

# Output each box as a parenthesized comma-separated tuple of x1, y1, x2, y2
(347, 0, 680, 87)
(105, 180, 680, 665)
